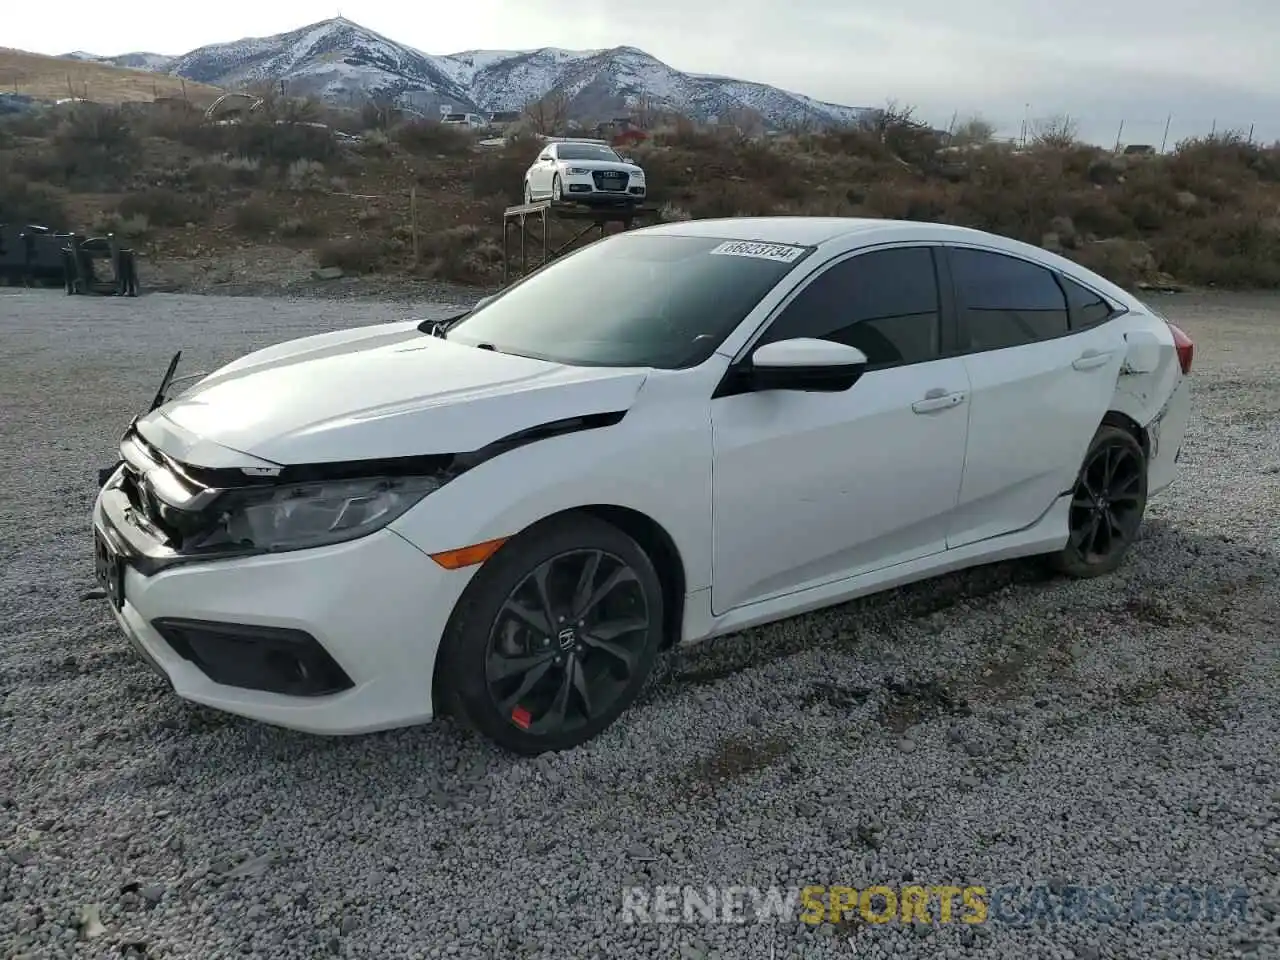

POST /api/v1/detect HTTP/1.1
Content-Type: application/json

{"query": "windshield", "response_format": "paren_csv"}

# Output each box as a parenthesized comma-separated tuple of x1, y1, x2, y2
(557, 143, 621, 162)
(445, 233, 814, 368)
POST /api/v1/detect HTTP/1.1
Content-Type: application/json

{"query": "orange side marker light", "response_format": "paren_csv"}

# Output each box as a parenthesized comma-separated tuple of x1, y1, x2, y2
(429, 537, 508, 570)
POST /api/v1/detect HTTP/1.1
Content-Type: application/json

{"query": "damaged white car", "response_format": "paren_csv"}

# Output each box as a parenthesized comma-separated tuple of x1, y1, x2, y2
(92, 217, 1193, 754)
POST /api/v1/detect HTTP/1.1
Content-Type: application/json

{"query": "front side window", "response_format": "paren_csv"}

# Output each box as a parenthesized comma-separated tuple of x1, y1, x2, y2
(756, 246, 941, 366)
(949, 247, 1070, 351)
(446, 234, 815, 368)
(556, 143, 621, 162)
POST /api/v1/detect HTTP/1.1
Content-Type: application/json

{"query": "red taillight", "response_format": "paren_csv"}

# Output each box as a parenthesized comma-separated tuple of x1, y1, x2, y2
(1168, 322, 1193, 375)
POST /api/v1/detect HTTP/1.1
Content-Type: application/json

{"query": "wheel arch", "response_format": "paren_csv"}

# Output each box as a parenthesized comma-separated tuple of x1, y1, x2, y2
(1100, 409, 1150, 460)
(429, 503, 688, 713)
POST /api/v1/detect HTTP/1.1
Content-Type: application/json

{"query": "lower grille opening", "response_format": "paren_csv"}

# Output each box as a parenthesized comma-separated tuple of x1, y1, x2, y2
(151, 618, 354, 697)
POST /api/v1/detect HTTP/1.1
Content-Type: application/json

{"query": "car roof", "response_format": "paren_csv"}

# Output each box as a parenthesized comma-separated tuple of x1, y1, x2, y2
(627, 216, 1141, 309)
(634, 216, 1000, 247)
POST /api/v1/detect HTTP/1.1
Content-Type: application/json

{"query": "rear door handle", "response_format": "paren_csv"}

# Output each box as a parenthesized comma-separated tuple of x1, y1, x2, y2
(912, 389, 967, 414)
(1072, 349, 1114, 371)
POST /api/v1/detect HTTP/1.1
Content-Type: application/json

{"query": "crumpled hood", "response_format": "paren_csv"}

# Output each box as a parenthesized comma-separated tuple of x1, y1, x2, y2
(135, 320, 649, 467)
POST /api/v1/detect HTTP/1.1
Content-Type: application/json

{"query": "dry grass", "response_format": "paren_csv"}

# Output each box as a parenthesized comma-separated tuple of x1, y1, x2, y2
(0, 48, 223, 106)
(4, 96, 1280, 289)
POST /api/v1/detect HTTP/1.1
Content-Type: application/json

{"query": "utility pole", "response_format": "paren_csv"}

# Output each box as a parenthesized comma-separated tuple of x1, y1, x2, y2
(1160, 114, 1172, 153)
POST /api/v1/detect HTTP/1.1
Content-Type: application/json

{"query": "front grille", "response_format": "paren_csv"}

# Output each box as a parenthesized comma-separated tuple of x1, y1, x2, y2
(592, 171, 629, 192)
(116, 426, 225, 548)
(119, 465, 174, 543)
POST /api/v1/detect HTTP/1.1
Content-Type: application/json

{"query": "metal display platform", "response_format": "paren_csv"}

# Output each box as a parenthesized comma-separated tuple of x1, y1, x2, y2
(501, 200, 658, 284)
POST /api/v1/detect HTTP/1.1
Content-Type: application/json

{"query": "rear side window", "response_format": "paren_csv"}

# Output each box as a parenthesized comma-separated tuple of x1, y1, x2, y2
(1060, 275, 1116, 329)
(757, 246, 941, 366)
(949, 247, 1069, 351)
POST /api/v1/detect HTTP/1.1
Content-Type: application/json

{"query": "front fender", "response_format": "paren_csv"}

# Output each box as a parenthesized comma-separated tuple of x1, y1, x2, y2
(389, 373, 715, 592)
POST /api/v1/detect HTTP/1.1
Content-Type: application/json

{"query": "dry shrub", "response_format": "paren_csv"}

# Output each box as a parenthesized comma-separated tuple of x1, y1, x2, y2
(393, 120, 472, 157)
(0, 109, 61, 139)
(471, 142, 534, 201)
(186, 155, 264, 190)
(1067, 239, 1156, 289)
(861, 181, 950, 222)
(13, 105, 141, 190)
(168, 118, 338, 170)
(419, 224, 503, 283)
(118, 189, 210, 227)
(232, 200, 278, 237)
(686, 180, 776, 219)
(358, 129, 394, 157)
(1149, 213, 1280, 288)
(113, 214, 151, 238)
(284, 159, 328, 192)
(0, 175, 68, 228)
(279, 216, 322, 239)
(314, 236, 389, 274)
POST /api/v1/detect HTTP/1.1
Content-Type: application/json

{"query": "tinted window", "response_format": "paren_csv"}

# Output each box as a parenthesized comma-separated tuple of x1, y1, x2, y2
(950, 248, 1069, 351)
(1060, 274, 1115, 329)
(556, 143, 621, 161)
(447, 234, 813, 368)
(757, 247, 941, 366)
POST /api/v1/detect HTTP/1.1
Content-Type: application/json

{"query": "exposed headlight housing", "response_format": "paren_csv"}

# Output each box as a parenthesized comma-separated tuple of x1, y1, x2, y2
(565, 167, 592, 175)
(191, 476, 443, 554)
(629, 169, 645, 179)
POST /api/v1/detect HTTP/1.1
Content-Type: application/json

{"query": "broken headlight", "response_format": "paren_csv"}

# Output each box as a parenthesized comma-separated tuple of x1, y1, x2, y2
(192, 476, 443, 554)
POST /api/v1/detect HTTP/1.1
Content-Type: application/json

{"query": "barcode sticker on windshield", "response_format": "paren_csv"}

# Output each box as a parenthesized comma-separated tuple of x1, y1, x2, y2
(708, 240, 807, 263)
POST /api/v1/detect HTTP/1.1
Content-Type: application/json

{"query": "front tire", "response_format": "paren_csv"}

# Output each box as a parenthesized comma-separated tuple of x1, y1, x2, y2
(551, 174, 563, 203)
(1050, 424, 1148, 578)
(437, 514, 665, 754)
(523, 180, 534, 204)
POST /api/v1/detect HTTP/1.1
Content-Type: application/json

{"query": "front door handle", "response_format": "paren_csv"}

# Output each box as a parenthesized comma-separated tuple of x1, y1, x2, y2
(912, 389, 967, 414)
(1072, 349, 1114, 371)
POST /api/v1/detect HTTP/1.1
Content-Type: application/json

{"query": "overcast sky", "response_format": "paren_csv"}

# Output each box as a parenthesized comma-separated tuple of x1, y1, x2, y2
(7, 0, 1278, 146)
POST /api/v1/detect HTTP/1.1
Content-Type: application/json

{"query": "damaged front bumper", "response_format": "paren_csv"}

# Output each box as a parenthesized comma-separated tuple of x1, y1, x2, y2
(88, 429, 471, 735)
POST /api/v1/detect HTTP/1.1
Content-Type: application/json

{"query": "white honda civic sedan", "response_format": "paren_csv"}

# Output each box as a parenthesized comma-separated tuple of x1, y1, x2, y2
(92, 217, 1193, 754)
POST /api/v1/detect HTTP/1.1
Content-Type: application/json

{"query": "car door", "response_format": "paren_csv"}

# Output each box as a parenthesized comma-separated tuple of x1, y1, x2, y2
(941, 245, 1126, 548)
(530, 147, 554, 195)
(709, 245, 972, 615)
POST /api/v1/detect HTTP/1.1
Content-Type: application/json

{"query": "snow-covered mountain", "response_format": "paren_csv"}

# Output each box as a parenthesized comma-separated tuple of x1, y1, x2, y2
(63, 17, 872, 128)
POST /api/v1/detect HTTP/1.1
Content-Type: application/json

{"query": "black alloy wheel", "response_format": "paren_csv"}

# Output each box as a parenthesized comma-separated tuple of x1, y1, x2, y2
(1052, 424, 1148, 578)
(437, 514, 665, 754)
(485, 548, 648, 736)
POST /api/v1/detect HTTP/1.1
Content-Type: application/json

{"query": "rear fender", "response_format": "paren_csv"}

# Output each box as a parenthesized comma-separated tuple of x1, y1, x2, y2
(1106, 317, 1183, 430)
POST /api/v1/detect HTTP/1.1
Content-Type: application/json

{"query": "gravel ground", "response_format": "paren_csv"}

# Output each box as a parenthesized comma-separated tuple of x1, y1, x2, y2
(1, 289, 1278, 960)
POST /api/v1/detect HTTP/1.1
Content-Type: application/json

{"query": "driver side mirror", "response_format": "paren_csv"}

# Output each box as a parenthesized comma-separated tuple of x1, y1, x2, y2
(748, 338, 868, 392)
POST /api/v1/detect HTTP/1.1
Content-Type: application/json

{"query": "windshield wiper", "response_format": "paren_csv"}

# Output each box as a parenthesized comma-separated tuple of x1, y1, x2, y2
(422, 310, 471, 340)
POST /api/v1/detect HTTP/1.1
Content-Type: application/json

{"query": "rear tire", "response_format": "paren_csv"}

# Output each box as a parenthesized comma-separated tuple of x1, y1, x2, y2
(1049, 424, 1148, 578)
(436, 513, 665, 754)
